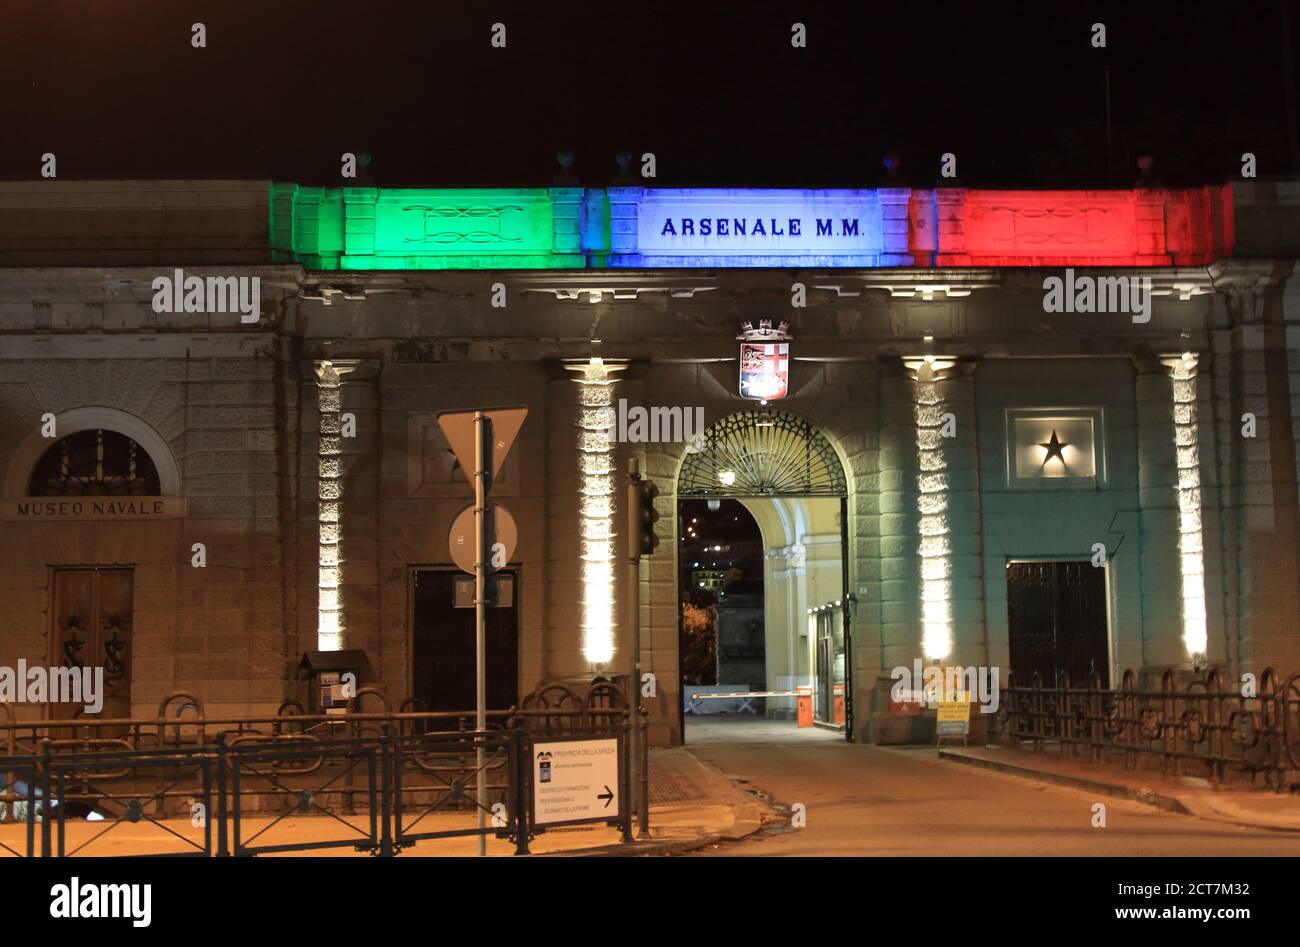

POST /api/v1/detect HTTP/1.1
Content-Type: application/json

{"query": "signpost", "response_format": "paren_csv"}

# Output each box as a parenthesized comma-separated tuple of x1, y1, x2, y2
(532, 737, 621, 827)
(447, 501, 517, 575)
(436, 406, 527, 855)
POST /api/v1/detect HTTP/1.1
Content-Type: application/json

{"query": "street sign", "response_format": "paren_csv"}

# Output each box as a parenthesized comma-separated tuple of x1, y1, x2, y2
(448, 502, 517, 575)
(437, 406, 529, 856)
(532, 737, 620, 826)
(453, 573, 514, 608)
(936, 700, 971, 739)
(437, 405, 528, 485)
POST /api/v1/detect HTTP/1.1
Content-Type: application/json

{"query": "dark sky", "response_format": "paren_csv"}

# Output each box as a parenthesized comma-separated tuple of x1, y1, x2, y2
(3, 0, 1297, 187)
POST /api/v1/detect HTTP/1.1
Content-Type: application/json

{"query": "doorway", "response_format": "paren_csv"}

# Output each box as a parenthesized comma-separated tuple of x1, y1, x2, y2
(50, 567, 134, 720)
(675, 409, 851, 744)
(410, 568, 519, 714)
(1006, 560, 1111, 687)
(812, 606, 847, 724)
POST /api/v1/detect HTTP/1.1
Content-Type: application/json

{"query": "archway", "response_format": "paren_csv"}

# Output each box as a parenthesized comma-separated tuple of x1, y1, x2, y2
(676, 409, 851, 745)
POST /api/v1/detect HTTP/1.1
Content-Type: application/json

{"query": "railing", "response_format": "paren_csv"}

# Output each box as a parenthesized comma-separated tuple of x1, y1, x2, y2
(0, 680, 647, 857)
(990, 667, 1300, 789)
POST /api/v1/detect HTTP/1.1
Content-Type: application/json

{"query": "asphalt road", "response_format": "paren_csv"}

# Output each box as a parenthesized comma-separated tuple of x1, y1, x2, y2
(685, 741, 1300, 856)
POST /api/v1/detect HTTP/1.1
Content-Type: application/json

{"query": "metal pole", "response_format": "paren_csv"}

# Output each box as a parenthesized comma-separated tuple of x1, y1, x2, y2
(840, 495, 853, 742)
(625, 458, 642, 838)
(475, 410, 488, 856)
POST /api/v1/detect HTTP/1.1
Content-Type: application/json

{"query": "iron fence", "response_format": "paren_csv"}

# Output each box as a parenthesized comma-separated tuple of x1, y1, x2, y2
(0, 680, 645, 856)
(391, 727, 522, 854)
(47, 745, 215, 857)
(0, 760, 38, 857)
(228, 737, 387, 856)
(991, 667, 1300, 789)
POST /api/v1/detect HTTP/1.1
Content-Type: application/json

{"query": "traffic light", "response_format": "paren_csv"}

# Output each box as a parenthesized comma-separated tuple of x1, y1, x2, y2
(637, 479, 660, 557)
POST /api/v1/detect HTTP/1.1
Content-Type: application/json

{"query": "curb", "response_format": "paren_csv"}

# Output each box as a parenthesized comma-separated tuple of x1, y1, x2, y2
(543, 805, 769, 857)
(544, 831, 728, 857)
(545, 750, 775, 855)
(937, 748, 1192, 815)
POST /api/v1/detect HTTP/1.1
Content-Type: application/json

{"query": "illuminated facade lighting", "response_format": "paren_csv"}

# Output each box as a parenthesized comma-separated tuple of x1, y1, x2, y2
(315, 361, 344, 650)
(905, 356, 956, 660)
(271, 183, 1233, 270)
(568, 358, 624, 666)
(1165, 353, 1208, 659)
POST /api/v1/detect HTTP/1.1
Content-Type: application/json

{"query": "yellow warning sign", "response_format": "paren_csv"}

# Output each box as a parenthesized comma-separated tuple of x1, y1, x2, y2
(936, 700, 971, 737)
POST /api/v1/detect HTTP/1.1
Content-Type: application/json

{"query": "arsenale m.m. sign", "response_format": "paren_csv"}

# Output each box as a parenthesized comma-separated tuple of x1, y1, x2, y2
(622, 188, 890, 266)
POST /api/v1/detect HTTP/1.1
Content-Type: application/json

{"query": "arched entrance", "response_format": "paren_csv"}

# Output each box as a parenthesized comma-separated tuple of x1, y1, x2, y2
(11, 414, 174, 725)
(676, 409, 851, 744)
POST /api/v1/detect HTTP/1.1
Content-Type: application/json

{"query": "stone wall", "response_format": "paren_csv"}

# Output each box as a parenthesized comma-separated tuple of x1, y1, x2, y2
(0, 254, 1295, 744)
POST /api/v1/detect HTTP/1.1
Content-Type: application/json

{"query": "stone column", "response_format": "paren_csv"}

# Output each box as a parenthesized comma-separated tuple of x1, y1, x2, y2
(334, 360, 382, 673)
(871, 359, 922, 742)
(943, 361, 986, 670)
(546, 360, 624, 682)
(314, 360, 345, 651)
(877, 359, 921, 667)
(1133, 354, 1183, 674)
(902, 355, 961, 663)
(766, 544, 807, 718)
(1207, 265, 1300, 674)
(1161, 353, 1210, 666)
(635, 383, 681, 748)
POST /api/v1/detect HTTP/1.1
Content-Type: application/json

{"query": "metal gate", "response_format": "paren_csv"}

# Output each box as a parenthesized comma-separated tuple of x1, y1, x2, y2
(1007, 560, 1110, 688)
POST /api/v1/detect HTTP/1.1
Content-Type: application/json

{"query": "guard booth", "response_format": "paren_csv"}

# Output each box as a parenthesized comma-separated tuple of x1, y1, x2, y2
(299, 650, 373, 716)
(810, 601, 848, 729)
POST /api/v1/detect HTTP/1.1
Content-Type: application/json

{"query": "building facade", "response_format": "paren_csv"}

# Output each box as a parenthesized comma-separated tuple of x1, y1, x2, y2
(0, 178, 1297, 745)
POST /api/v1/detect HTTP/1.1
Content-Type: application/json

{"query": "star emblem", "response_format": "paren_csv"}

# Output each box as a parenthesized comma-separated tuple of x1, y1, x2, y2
(1039, 429, 1069, 467)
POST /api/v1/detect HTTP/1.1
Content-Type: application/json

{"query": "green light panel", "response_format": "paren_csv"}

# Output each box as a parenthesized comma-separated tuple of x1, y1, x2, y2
(271, 183, 585, 270)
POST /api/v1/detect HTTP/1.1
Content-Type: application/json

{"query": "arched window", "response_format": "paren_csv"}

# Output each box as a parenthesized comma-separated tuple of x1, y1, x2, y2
(28, 429, 161, 497)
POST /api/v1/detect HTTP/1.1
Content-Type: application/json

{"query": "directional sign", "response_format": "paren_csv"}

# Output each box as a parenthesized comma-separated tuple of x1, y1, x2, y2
(532, 737, 620, 826)
(448, 501, 517, 575)
(436, 406, 528, 486)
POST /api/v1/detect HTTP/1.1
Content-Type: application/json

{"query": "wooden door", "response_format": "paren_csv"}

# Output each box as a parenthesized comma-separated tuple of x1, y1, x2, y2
(50, 569, 133, 721)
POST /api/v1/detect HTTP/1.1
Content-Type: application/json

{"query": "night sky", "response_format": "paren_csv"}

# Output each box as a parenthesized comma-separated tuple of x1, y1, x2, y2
(3, 1, 1297, 187)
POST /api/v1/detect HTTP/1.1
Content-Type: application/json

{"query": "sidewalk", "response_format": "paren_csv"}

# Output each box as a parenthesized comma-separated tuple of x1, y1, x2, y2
(0, 747, 772, 857)
(939, 743, 1300, 832)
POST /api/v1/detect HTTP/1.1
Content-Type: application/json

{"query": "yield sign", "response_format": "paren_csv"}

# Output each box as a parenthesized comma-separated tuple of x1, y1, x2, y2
(436, 406, 528, 487)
